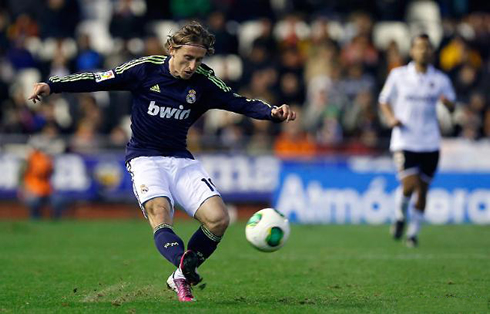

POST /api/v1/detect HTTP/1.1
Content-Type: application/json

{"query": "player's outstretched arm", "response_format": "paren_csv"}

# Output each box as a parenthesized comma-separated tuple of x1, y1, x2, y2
(28, 83, 51, 104)
(271, 104, 297, 122)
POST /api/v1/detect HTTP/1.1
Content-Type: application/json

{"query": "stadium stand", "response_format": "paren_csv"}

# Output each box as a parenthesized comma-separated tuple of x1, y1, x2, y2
(0, 0, 489, 156)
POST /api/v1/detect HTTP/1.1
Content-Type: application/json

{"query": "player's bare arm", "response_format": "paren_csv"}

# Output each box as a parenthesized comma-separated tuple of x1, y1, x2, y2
(440, 95, 455, 112)
(28, 83, 51, 104)
(271, 104, 297, 122)
(379, 102, 402, 128)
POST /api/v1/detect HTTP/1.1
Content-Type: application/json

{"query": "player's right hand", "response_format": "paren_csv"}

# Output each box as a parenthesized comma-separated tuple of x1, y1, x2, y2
(28, 83, 51, 104)
(389, 118, 403, 129)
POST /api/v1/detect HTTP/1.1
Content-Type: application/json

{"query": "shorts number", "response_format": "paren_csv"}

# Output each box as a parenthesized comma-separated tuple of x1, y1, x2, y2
(201, 178, 216, 191)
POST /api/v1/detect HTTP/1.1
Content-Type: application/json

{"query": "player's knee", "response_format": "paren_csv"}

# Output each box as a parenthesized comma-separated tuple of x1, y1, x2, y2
(205, 211, 230, 235)
(145, 199, 172, 218)
(402, 186, 414, 197)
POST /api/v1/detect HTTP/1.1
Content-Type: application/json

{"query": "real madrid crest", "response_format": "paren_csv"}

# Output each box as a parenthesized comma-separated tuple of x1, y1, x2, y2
(140, 184, 149, 194)
(186, 89, 197, 104)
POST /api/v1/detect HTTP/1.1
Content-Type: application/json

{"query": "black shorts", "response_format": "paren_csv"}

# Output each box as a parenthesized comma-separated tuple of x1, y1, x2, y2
(393, 150, 439, 183)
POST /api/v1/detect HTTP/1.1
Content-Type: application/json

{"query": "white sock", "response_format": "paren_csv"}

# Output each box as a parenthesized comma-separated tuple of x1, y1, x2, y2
(173, 267, 185, 280)
(407, 209, 424, 238)
(395, 191, 411, 221)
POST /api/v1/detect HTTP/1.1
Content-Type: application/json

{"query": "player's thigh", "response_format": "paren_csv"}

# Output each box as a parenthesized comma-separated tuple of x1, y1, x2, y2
(393, 150, 419, 179)
(171, 159, 221, 217)
(126, 157, 175, 219)
(394, 151, 419, 193)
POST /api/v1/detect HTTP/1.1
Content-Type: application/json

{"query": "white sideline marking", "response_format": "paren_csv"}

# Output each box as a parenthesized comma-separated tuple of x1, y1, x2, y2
(354, 253, 490, 260)
(276, 253, 489, 261)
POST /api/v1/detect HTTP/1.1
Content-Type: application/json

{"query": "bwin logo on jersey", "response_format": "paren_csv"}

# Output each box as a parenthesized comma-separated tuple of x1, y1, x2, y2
(147, 101, 191, 120)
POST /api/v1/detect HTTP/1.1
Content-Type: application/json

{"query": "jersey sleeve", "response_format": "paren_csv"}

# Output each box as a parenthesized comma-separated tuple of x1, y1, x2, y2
(378, 70, 398, 104)
(440, 74, 456, 102)
(198, 67, 278, 121)
(47, 57, 152, 94)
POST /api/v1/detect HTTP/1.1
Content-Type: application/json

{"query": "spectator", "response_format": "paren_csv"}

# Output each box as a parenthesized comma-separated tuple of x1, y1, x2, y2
(143, 34, 166, 56)
(277, 71, 305, 107)
(18, 131, 65, 219)
(251, 18, 277, 56)
(74, 33, 103, 72)
(483, 108, 490, 138)
(47, 43, 71, 78)
(453, 91, 487, 139)
(0, 10, 8, 55)
(341, 62, 376, 102)
(37, 0, 80, 39)
(6, 37, 36, 70)
(303, 18, 340, 82)
(6, 13, 38, 41)
(247, 119, 274, 155)
(377, 40, 405, 82)
(170, 0, 211, 20)
(340, 34, 379, 70)
(109, 0, 145, 40)
(240, 41, 275, 86)
(274, 106, 316, 158)
(70, 118, 102, 153)
(0, 3, 490, 157)
(439, 36, 482, 72)
(450, 63, 482, 102)
(207, 11, 238, 55)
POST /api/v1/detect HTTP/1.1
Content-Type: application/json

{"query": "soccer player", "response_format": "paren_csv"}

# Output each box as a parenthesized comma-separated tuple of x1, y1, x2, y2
(28, 22, 296, 301)
(379, 34, 455, 248)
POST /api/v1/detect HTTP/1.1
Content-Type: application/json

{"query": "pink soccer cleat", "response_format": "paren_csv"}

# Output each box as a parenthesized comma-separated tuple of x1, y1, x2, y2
(167, 274, 195, 302)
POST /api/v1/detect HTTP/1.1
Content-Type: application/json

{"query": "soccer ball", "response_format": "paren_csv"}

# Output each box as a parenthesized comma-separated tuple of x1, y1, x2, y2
(245, 208, 290, 252)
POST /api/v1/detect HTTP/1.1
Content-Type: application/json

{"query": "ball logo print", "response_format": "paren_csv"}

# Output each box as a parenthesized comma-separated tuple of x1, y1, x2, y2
(245, 208, 290, 252)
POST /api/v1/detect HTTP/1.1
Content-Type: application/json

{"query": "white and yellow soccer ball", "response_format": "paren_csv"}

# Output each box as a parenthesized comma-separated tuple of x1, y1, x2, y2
(245, 208, 290, 252)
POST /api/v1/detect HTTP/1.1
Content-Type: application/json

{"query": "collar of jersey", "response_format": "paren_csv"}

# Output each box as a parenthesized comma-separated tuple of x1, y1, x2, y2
(408, 61, 434, 76)
(162, 56, 172, 77)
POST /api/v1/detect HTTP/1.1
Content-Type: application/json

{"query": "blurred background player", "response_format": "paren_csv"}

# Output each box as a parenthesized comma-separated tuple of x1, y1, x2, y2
(28, 21, 296, 301)
(379, 34, 456, 248)
(18, 131, 64, 220)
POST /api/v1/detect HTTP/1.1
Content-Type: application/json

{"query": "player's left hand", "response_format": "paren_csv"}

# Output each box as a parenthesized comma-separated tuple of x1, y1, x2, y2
(271, 104, 296, 122)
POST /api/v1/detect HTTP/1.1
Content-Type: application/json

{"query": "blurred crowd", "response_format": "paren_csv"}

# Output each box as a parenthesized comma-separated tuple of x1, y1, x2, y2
(1, 0, 490, 157)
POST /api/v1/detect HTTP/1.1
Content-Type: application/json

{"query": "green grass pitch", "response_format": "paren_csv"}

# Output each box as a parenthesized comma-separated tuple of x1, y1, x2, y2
(0, 220, 489, 313)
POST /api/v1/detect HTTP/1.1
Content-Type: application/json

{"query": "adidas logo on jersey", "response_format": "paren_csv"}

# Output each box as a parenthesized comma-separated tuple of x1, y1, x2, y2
(150, 84, 160, 93)
(147, 101, 191, 120)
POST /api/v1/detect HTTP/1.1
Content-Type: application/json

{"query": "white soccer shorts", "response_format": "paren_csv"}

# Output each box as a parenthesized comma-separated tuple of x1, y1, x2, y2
(126, 156, 221, 218)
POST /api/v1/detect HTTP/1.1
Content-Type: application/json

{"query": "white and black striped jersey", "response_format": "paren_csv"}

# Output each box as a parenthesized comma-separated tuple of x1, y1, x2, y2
(379, 62, 456, 152)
